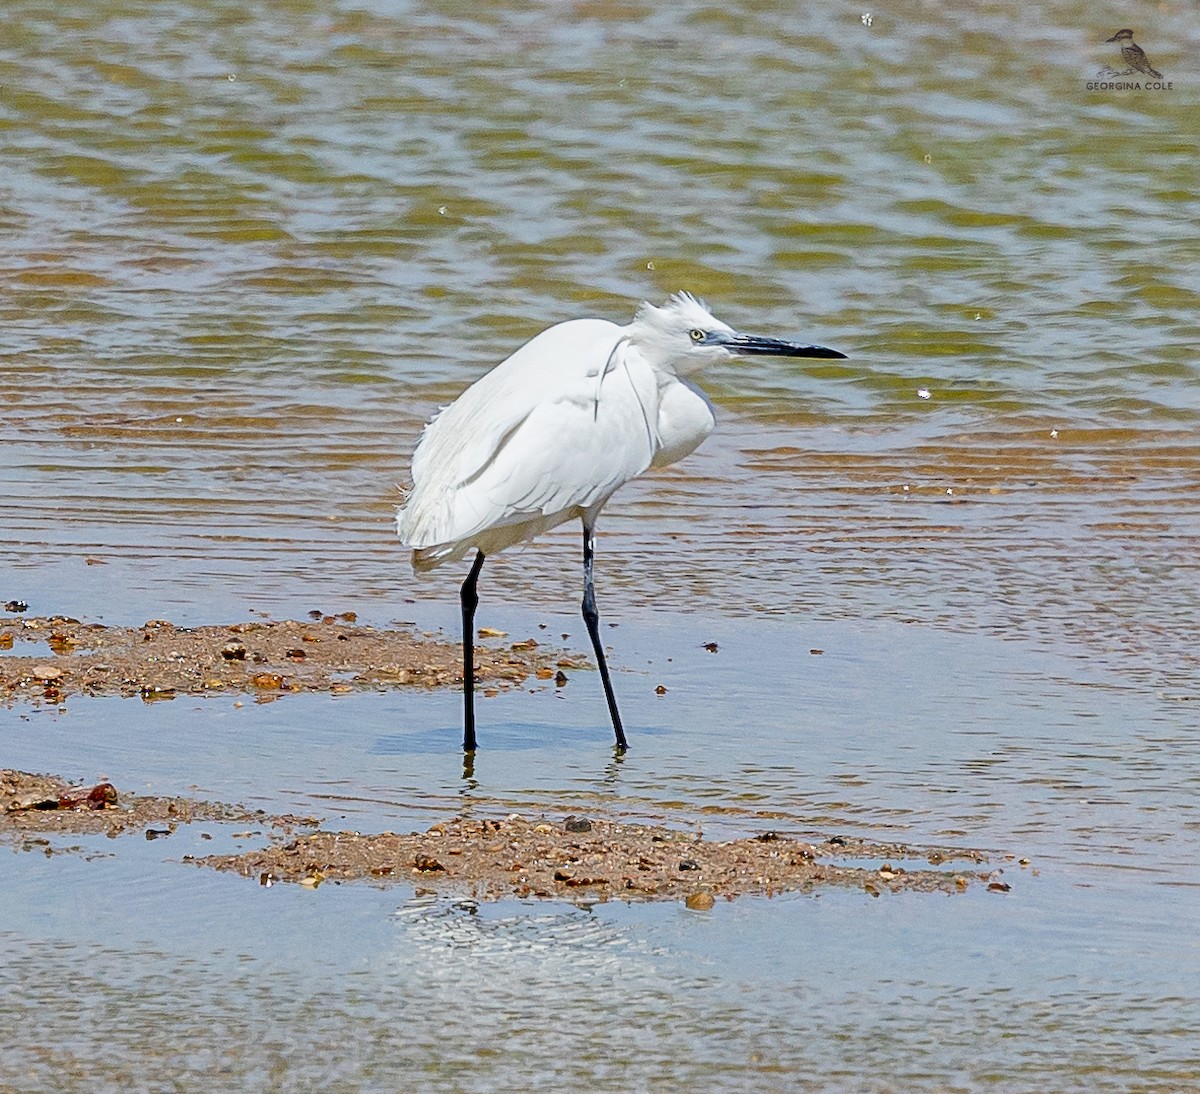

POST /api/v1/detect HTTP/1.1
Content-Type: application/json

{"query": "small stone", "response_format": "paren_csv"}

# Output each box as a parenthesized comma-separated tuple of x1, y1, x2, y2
(376, 667, 413, 683)
(221, 641, 247, 661)
(685, 891, 715, 911)
(56, 782, 118, 810)
(140, 685, 176, 700)
(564, 816, 592, 833)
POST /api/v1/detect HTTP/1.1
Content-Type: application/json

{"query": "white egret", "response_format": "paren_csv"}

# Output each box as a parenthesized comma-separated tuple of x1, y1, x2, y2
(396, 292, 845, 753)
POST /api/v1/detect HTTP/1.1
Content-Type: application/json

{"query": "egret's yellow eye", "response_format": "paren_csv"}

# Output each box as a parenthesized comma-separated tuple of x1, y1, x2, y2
(689, 329, 705, 343)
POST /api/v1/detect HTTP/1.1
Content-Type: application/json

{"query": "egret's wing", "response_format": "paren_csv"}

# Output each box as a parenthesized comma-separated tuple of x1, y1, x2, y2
(398, 319, 656, 552)
(408, 319, 622, 489)
(463, 367, 653, 528)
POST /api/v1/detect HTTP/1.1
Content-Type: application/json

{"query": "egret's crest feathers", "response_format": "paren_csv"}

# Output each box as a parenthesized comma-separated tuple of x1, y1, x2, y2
(626, 292, 735, 377)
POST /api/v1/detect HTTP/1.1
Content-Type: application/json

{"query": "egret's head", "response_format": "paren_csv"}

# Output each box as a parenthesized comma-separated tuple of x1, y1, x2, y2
(629, 292, 846, 376)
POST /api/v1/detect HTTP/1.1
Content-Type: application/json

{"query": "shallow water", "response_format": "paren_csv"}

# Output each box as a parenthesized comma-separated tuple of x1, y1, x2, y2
(3, 0, 1200, 1088)
(5, 615, 1200, 1090)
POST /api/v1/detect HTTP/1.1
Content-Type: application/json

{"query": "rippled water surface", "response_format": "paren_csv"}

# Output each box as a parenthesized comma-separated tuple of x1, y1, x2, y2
(3, 0, 1200, 1089)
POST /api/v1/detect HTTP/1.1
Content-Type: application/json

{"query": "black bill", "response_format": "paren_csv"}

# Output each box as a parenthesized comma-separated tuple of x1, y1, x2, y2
(726, 333, 847, 360)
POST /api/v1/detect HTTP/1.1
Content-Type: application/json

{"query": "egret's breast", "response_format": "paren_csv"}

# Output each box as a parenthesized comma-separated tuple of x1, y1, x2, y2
(651, 378, 715, 469)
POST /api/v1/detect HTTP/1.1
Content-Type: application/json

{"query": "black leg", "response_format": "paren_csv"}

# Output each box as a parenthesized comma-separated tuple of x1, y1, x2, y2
(460, 550, 485, 753)
(581, 521, 628, 752)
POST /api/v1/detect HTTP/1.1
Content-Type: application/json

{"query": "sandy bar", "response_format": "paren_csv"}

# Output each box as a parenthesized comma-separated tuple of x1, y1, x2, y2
(0, 614, 584, 703)
(2, 770, 1005, 903)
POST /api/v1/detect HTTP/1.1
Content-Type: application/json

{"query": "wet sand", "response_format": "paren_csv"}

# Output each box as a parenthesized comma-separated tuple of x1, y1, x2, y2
(0, 614, 584, 703)
(1, 768, 304, 837)
(1, 612, 1013, 904)
(2, 769, 1001, 903)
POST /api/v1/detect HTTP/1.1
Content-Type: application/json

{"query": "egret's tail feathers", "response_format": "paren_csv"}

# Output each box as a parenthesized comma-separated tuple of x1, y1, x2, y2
(400, 500, 486, 572)
(398, 504, 451, 571)
(411, 545, 449, 572)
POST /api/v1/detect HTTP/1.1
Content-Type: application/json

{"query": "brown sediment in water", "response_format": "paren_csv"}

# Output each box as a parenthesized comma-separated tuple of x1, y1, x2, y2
(2, 770, 1004, 902)
(200, 816, 997, 900)
(0, 769, 314, 841)
(0, 614, 584, 704)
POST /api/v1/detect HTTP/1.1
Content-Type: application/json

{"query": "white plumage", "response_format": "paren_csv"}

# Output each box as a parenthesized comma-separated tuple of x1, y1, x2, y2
(397, 295, 721, 569)
(396, 292, 845, 753)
